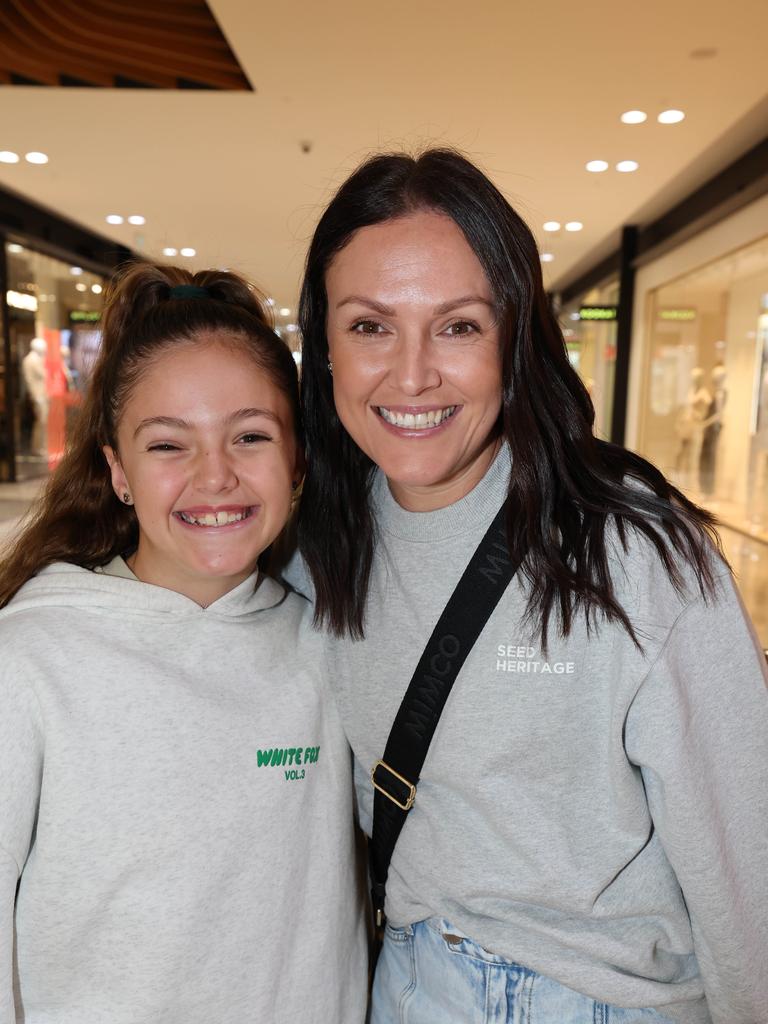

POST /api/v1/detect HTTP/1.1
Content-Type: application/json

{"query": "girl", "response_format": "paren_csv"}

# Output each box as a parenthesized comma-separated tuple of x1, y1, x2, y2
(0, 264, 367, 1024)
(290, 149, 768, 1023)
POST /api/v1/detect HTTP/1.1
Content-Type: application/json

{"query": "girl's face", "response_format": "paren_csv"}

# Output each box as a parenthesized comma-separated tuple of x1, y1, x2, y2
(325, 210, 504, 512)
(104, 336, 301, 606)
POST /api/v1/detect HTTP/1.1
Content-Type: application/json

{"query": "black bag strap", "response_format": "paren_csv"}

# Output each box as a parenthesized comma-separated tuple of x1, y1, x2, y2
(369, 500, 522, 928)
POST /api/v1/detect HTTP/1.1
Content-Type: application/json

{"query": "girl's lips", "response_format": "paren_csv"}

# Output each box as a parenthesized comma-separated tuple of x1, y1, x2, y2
(173, 505, 257, 529)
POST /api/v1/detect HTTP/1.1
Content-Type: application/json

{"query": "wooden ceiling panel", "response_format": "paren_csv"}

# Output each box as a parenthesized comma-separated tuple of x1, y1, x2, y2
(0, 0, 252, 90)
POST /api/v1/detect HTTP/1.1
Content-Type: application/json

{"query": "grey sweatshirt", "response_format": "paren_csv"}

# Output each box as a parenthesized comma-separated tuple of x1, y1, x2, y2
(0, 560, 367, 1024)
(290, 448, 768, 1024)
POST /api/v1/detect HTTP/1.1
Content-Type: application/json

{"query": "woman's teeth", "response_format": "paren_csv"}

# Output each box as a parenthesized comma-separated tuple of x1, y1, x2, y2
(176, 508, 252, 527)
(378, 406, 457, 429)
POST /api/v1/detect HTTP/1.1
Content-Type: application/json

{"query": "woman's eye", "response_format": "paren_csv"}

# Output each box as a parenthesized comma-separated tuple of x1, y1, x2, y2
(444, 320, 479, 337)
(350, 319, 386, 335)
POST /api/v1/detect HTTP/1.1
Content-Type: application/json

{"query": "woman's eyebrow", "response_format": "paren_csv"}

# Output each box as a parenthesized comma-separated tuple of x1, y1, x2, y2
(335, 294, 494, 315)
(335, 295, 394, 314)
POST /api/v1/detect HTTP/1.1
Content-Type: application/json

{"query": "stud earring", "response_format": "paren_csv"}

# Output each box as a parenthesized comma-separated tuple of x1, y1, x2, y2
(122, 492, 133, 505)
(327, 361, 333, 375)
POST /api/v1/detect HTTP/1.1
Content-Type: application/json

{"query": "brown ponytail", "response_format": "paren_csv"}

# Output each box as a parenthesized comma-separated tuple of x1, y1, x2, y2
(0, 261, 299, 607)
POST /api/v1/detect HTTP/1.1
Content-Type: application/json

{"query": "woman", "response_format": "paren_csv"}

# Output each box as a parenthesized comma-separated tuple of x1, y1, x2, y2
(292, 150, 768, 1023)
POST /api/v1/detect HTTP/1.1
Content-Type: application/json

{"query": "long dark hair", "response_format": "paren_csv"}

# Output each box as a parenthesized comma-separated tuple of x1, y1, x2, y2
(297, 148, 721, 643)
(0, 261, 300, 608)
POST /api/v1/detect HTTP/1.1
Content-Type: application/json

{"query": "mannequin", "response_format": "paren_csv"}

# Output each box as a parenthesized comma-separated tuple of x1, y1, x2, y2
(21, 338, 49, 456)
(674, 367, 711, 490)
(699, 365, 727, 496)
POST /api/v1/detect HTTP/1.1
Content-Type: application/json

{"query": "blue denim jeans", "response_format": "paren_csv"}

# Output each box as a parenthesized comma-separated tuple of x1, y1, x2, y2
(371, 918, 676, 1024)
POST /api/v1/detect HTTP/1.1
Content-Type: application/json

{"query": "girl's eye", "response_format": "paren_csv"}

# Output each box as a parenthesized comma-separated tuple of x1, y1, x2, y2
(237, 432, 271, 444)
(444, 320, 480, 337)
(350, 319, 386, 335)
(147, 442, 181, 452)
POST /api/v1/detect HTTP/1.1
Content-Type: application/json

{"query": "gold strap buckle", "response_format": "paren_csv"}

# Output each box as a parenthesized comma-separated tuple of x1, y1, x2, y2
(371, 760, 417, 811)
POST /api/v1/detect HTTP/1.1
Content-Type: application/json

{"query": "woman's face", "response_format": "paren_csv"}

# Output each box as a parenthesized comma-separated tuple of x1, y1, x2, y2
(325, 210, 504, 511)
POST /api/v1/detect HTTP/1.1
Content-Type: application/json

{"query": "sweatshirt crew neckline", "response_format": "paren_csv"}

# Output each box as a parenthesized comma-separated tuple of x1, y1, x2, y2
(372, 443, 511, 542)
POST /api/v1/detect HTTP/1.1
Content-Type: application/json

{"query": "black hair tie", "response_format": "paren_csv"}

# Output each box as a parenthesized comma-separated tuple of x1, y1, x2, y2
(168, 284, 211, 300)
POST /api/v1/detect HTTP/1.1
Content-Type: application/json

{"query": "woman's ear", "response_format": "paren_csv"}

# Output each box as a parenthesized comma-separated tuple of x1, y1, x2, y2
(102, 446, 130, 504)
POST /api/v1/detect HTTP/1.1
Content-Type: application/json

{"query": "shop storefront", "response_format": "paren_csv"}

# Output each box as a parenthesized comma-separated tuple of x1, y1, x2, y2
(0, 187, 133, 483)
(559, 278, 620, 441)
(627, 191, 768, 645)
(4, 243, 106, 481)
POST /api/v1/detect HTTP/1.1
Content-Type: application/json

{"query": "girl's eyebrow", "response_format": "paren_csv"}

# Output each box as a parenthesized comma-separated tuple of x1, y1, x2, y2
(133, 408, 280, 438)
(133, 416, 190, 438)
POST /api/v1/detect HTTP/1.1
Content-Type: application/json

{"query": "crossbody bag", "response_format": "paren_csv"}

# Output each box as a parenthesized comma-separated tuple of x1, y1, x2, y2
(368, 500, 523, 939)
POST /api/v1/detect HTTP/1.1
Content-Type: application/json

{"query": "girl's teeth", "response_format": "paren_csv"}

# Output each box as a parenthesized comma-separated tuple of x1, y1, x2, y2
(379, 406, 456, 429)
(179, 509, 249, 527)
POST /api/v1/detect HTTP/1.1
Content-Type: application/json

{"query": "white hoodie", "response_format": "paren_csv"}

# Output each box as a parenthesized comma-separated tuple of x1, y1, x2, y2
(0, 560, 367, 1024)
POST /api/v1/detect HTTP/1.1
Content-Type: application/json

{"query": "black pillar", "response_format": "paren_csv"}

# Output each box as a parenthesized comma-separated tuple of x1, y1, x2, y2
(611, 226, 638, 446)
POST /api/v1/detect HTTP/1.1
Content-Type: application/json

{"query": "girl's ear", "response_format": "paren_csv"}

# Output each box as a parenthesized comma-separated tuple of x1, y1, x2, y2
(102, 446, 130, 504)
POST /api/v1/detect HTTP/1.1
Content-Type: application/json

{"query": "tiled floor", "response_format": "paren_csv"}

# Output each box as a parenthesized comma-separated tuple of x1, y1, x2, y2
(0, 478, 766, 649)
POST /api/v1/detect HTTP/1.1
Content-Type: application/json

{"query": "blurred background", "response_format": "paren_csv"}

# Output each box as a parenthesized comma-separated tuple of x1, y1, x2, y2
(0, 0, 766, 643)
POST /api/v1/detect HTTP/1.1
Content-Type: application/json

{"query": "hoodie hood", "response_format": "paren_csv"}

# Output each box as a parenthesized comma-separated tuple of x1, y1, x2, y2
(3, 558, 288, 621)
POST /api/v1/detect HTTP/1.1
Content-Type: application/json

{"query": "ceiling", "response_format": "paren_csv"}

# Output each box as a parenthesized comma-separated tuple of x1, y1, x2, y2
(0, 0, 766, 329)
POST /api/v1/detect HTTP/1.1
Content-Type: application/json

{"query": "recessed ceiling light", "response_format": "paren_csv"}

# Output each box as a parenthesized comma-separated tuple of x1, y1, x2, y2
(7, 243, 23, 254)
(0, 151, 20, 164)
(75, 283, 87, 292)
(179, 247, 196, 257)
(542, 221, 560, 232)
(279, 307, 292, 316)
(585, 159, 608, 173)
(106, 214, 124, 225)
(162, 247, 178, 257)
(565, 221, 583, 232)
(128, 215, 145, 225)
(70, 266, 83, 275)
(620, 110, 647, 124)
(658, 109, 685, 124)
(616, 160, 639, 173)
(25, 151, 49, 165)
(540, 253, 555, 263)
(91, 283, 103, 294)
(286, 324, 298, 333)
(569, 312, 581, 321)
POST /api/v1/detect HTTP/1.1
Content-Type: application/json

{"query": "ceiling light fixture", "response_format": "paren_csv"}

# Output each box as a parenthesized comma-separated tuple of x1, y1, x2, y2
(279, 307, 292, 316)
(565, 222, 583, 232)
(70, 266, 83, 275)
(25, 151, 49, 164)
(75, 283, 87, 292)
(162, 247, 178, 257)
(128, 215, 145, 225)
(658, 109, 685, 124)
(542, 221, 560, 232)
(620, 110, 647, 124)
(92, 283, 103, 294)
(106, 214, 124, 225)
(585, 159, 608, 173)
(0, 151, 20, 164)
(7, 243, 23, 254)
(540, 253, 555, 263)
(179, 247, 196, 257)
(616, 160, 639, 173)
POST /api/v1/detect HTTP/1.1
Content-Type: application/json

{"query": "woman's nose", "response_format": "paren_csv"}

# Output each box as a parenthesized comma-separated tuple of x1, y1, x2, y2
(389, 334, 441, 395)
